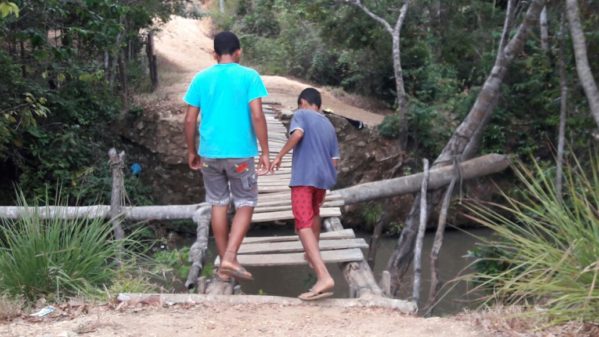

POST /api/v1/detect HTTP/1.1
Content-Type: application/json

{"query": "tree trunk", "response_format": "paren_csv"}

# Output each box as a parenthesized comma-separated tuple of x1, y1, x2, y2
(386, 0, 545, 295)
(556, 14, 568, 200)
(335, 153, 509, 204)
(367, 211, 388, 268)
(219, 0, 225, 13)
(349, 0, 409, 150)
(566, 0, 599, 128)
(540, 6, 549, 52)
(425, 171, 457, 312)
(412, 159, 429, 305)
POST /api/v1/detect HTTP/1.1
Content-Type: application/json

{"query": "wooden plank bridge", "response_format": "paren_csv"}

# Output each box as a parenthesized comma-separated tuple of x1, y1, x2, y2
(227, 103, 362, 270)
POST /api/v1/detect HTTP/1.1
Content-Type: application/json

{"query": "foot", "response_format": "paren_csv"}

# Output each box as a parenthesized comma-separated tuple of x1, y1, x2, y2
(214, 269, 232, 283)
(220, 260, 254, 281)
(299, 277, 334, 301)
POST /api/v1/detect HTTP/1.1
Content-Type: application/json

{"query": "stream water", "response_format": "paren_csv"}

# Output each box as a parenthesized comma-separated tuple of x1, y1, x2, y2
(182, 225, 491, 316)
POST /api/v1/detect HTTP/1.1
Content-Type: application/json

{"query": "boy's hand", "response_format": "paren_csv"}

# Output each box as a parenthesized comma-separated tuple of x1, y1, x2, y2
(271, 155, 282, 171)
(257, 152, 271, 175)
(188, 152, 202, 171)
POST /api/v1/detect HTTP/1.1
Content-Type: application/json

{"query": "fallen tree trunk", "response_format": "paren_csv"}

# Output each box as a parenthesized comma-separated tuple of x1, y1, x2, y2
(0, 204, 206, 220)
(117, 292, 417, 313)
(185, 206, 212, 290)
(335, 153, 509, 204)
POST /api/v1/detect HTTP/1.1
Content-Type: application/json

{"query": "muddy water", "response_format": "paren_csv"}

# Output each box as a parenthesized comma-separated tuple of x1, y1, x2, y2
(200, 226, 490, 315)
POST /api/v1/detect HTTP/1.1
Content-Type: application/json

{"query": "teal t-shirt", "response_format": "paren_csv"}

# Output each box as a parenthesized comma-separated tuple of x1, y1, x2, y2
(183, 63, 268, 158)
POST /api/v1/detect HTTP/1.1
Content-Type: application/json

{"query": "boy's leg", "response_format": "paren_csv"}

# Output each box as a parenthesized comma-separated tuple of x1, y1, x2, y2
(298, 227, 334, 293)
(201, 159, 232, 279)
(219, 158, 258, 279)
(221, 206, 253, 267)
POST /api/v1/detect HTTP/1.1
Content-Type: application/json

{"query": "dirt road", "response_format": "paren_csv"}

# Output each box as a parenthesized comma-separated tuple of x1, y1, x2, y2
(140, 16, 386, 126)
(1, 303, 487, 337)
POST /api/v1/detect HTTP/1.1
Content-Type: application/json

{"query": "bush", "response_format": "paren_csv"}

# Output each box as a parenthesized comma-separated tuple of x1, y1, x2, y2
(0, 193, 138, 302)
(466, 154, 599, 325)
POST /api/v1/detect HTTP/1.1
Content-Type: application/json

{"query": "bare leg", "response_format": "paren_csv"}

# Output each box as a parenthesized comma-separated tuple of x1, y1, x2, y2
(220, 206, 254, 275)
(211, 205, 229, 261)
(211, 205, 230, 279)
(298, 228, 334, 293)
(304, 215, 321, 268)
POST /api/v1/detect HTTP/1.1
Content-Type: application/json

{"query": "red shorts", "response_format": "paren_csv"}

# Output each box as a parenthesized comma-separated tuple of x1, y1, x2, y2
(291, 186, 326, 230)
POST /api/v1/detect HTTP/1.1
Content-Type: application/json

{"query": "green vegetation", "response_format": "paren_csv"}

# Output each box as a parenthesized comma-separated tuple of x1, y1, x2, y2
(214, 0, 597, 158)
(0, 200, 127, 301)
(0, 0, 185, 204)
(466, 154, 599, 324)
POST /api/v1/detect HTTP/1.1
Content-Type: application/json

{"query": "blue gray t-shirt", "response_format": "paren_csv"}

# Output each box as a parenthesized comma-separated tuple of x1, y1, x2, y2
(289, 109, 340, 189)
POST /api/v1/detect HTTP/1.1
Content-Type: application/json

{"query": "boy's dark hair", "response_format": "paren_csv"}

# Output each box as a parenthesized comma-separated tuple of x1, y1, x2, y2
(214, 31, 240, 56)
(297, 88, 322, 109)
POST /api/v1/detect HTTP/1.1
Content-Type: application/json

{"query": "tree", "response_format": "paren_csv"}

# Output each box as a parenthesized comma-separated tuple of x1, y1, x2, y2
(385, 0, 546, 295)
(344, 0, 410, 149)
(566, 0, 599, 129)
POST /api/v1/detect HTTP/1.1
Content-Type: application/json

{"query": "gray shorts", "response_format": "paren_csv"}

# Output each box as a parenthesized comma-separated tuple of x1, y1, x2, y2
(200, 158, 258, 208)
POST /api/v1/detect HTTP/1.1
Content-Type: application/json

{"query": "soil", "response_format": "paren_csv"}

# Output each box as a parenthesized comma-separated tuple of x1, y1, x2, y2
(0, 302, 488, 337)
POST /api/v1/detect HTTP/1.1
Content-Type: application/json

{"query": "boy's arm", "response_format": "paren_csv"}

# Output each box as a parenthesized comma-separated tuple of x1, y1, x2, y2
(184, 105, 201, 170)
(272, 130, 303, 171)
(250, 98, 270, 173)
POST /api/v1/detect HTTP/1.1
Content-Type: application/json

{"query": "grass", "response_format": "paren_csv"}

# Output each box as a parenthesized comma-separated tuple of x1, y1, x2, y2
(0, 192, 142, 302)
(466, 154, 599, 325)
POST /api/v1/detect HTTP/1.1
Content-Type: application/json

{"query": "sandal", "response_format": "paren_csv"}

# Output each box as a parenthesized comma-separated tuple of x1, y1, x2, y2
(298, 288, 333, 301)
(219, 263, 254, 281)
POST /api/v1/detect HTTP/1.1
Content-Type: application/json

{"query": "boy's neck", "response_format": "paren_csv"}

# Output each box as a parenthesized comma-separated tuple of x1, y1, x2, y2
(217, 54, 239, 64)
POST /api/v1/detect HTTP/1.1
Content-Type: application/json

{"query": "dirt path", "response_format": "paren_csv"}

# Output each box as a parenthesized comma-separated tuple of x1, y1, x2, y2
(1, 303, 487, 337)
(139, 15, 386, 126)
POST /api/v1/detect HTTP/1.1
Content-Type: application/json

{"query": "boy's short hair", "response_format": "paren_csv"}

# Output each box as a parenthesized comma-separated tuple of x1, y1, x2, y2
(298, 88, 322, 109)
(214, 31, 240, 56)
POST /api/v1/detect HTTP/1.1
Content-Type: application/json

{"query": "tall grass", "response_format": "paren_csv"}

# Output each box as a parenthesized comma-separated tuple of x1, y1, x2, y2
(0, 194, 130, 302)
(466, 154, 599, 325)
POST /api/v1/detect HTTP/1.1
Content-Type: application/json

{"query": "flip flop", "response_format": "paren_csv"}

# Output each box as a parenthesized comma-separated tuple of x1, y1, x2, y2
(213, 271, 232, 283)
(298, 289, 333, 301)
(219, 264, 254, 281)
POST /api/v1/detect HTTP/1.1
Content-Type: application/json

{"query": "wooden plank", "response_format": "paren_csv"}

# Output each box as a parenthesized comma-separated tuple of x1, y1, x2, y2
(242, 229, 356, 243)
(256, 198, 343, 208)
(238, 238, 368, 254)
(254, 201, 344, 213)
(251, 207, 341, 222)
(215, 248, 365, 267)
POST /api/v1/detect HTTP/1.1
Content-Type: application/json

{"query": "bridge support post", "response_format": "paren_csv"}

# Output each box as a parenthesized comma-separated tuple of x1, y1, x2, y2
(185, 205, 212, 290)
(323, 217, 385, 299)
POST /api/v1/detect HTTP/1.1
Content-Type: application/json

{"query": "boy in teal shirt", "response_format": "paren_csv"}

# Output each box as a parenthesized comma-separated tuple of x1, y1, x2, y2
(183, 31, 270, 281)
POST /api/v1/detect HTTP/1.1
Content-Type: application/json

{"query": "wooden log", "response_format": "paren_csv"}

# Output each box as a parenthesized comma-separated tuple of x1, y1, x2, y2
(0, 204, 208, 221)
(214, 248, 364, 267)
(335, 153, 509, 205)
(237, 238, 368, 255)
(412, 159, 430, 305)
(242, 229, 356, 243)
(205, 277, 234, 295)
(323, 217, 385, 299)
(185, 206, 212, 290)
(117, 293, 417, 313)
(108, 148, 125, 241)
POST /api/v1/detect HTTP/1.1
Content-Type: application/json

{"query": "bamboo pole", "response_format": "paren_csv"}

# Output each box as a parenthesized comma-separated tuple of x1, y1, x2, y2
(412, 159, 429, 306)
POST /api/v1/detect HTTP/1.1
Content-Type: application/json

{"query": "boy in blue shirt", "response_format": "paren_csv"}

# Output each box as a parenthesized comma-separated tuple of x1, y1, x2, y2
(271, 88, 340, 300)
(183, 31, 270, 281)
